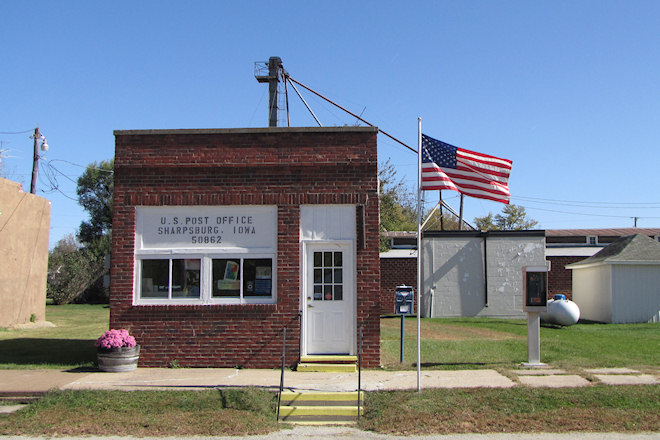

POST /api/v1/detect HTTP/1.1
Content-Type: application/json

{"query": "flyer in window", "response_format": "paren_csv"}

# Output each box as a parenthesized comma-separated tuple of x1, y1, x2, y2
(224, 261, 239, 280)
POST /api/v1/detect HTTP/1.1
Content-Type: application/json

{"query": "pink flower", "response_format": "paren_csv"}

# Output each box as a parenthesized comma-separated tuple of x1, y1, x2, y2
(95, 329, 137, 349)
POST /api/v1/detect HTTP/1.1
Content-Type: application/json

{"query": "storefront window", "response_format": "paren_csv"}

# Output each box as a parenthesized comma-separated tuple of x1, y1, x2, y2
(141, 259, 169, 298)
(140, 258, 201, 300)
(134, 206, 277, 305)
(212, 259, 241, 298)
(243, 259, 272, 297)
(137, 256, 274, 304)
(172, 259, 201, 298)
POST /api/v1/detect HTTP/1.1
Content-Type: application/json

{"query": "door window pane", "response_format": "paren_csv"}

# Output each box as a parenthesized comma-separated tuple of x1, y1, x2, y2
(311, 250, 344, 301)
(334, 285, 343, 301)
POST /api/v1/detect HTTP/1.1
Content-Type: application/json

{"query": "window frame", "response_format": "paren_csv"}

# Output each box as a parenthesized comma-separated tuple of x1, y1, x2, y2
(133, 205, 278, 306)
(134, 252, 276, 305)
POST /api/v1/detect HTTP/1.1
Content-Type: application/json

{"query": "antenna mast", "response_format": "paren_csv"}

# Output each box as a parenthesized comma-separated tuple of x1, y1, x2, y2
(254, 56, 283, 127)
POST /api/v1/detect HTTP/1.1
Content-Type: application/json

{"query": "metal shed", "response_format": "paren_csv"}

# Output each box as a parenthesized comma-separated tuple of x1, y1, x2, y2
(567, 234, 660, 323)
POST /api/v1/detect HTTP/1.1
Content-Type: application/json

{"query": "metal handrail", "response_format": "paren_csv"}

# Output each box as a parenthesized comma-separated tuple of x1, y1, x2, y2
(357, 324, 363, 423)
(276, 327, 286, 421)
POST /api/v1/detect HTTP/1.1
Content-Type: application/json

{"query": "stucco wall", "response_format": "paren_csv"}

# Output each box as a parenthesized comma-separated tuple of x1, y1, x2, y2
(422, 231, 546, 318)
(0, 178, 50, 327)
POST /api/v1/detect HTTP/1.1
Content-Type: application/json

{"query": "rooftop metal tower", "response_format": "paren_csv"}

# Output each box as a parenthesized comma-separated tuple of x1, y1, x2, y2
(254, 56, 283, 127)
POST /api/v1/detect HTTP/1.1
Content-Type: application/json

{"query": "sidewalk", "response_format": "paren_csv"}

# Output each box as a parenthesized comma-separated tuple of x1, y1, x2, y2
(1, 367, 658, 395)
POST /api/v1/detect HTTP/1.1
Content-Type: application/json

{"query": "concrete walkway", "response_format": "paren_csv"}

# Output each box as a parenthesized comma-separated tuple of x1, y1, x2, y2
(0, 366, 657, 395)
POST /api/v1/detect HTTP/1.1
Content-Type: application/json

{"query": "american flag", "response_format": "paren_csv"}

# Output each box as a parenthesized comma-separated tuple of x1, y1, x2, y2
(421, 134, 512, 204)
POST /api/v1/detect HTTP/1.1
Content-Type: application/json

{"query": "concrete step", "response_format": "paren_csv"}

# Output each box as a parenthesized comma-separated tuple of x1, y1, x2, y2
(296, 363, 357, 373)
(280, 390, 363, 406)
(300, 355, 357, 364)
(278, 390, 363, 425)
(0, 392, 43, 404)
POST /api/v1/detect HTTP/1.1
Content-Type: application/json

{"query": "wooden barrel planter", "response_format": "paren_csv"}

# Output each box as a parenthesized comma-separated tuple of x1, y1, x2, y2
(97, 345, 140, 372)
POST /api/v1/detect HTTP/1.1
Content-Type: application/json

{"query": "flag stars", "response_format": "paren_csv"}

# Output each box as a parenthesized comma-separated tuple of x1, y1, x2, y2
(422, 136, 458, 169)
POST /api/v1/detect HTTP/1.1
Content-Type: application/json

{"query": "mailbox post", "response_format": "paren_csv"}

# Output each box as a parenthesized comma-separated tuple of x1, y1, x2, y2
(522, 266, 548, 367)
(395, 285, 414, 363)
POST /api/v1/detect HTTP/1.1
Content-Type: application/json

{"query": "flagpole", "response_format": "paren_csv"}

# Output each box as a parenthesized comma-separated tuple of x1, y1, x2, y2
(416, 117, 422, 392)
(459, 194, 464, 230)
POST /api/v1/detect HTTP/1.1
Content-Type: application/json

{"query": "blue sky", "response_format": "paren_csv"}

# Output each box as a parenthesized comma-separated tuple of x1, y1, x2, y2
(3, 1, 660, 247)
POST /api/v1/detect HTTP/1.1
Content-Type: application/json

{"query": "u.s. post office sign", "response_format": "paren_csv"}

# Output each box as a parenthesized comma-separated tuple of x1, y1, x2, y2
(136, 206, 277, 251)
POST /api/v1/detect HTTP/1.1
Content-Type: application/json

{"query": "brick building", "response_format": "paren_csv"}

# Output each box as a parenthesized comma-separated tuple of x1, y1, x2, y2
(379, 232, 417, 315)
(111, 127, 380, 368)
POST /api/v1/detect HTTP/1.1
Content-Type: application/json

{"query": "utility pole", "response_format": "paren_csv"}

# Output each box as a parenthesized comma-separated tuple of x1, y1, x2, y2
(30, 126, 40, 194)
(29, 126, 48, 194)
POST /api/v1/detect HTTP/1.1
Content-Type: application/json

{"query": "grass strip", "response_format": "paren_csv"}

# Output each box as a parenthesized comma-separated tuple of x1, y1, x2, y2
(0, 388, 279, 437)
(362, 385, 660, 434)
(380, 317, 660, 371)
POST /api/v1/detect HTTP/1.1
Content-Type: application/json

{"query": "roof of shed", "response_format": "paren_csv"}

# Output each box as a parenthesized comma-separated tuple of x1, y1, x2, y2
(567, 234, 660, 268)
(546, 228, 660, 237)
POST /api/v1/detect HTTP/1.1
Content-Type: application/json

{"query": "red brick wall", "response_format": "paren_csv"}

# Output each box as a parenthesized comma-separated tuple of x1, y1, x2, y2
(111, 128, 380, 368)
(379, 257, 417, 315)
(547, 256, 583, 300)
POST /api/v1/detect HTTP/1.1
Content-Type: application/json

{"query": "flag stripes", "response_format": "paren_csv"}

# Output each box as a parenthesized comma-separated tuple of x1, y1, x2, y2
(421, 134, 512, 204)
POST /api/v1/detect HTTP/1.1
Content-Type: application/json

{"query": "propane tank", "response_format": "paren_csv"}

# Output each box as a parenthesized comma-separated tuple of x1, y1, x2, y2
(541, 294, 580, 326)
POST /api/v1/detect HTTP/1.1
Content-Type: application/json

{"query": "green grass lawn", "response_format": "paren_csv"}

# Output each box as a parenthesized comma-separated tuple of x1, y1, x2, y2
(0, 304, 108, 369)
(380, 316, 660, 371)
(362, 385, 660, 434)
(1, 305, 658, 371)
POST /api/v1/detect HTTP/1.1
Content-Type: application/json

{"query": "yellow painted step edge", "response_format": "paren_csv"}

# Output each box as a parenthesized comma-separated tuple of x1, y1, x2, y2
(280, 391, 363, 401)
(279, 406, 361, 416)
(296, 363, 357, 372)
(300, 355, 357, 362)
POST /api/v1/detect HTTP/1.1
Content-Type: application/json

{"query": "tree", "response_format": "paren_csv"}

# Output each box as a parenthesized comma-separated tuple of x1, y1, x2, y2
(379, 160, 417, 251)
(77, 158, 114, 256)
(474, 204, 539, 231)
(47, 234, 106, 305)
(422, 210, 461, 231)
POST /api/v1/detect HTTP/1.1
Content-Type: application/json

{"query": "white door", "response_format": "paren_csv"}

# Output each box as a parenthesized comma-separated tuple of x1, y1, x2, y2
(304, 242, 354, 355)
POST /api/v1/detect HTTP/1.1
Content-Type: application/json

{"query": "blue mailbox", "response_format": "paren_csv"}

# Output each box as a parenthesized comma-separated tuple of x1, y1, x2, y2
(395, 285, 414, 315)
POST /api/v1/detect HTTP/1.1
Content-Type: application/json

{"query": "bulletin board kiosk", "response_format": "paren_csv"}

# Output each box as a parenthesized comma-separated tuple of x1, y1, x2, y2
(522, 266, 548, 367)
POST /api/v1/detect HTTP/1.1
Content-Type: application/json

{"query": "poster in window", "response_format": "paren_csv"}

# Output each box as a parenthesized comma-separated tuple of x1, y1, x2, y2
(224, 260, 239, 281)
(254, 266, 271, 295)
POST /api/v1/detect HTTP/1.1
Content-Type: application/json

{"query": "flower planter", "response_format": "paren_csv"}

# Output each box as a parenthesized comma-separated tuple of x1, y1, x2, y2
(97, 345, 140, 372)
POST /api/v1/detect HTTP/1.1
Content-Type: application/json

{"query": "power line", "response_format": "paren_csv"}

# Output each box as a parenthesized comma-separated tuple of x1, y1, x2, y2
(517, 204, 660, 220)
(512, 195, 660, 208)
(0, 129, 34, 135)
